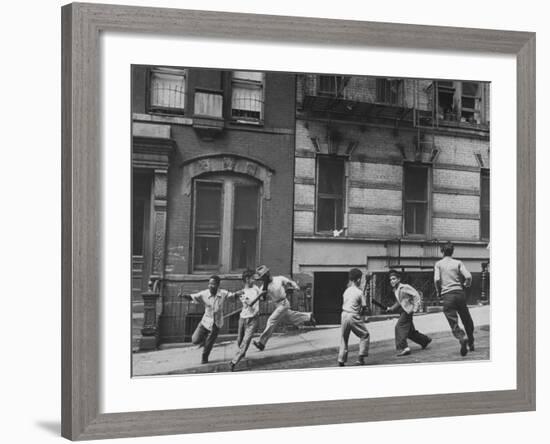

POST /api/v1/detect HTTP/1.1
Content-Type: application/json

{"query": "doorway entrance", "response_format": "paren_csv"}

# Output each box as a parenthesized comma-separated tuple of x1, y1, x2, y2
(313, 272, 348, 324)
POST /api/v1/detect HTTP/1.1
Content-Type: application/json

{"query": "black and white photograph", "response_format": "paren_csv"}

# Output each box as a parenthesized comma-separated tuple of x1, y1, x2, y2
(4, 0, 546, 442)
(131, 67, 491, 376)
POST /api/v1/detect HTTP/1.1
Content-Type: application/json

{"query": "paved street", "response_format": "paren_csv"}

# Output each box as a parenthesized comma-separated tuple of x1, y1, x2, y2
(250, 326, 489, 371)
(133, 305, 490, 376)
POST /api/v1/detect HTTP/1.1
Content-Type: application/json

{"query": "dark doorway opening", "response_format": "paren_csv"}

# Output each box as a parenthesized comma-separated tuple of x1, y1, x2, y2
(313, 272, 348, 324)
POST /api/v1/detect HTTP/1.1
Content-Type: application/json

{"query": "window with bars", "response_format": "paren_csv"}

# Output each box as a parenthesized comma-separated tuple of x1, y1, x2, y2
(316, 156, 345, 233)
(317, 75, 345, 97)
(149, 68, 186, 114)
(376, 78, 402, 105)
(231, 71, 264, 122)
(404, 165, 429, 236)
(480, 169, 490, 240)
(193, 176, 260, 272)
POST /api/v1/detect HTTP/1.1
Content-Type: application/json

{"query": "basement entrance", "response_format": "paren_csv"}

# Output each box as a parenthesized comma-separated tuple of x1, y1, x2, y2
(313, 272, 348, 324)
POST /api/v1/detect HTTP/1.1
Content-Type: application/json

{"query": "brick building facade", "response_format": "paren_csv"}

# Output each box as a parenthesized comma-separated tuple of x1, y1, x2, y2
(131, 67, 296, 347)
(292, 75, 490, 324)
(132, 69, 491, 347)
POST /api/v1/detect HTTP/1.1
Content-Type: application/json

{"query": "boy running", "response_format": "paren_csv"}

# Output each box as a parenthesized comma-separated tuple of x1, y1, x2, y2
(252, 265, 316, 351)
(179, 275, 240, 364)
(434, 241, 474, 356)
(387, 269, 431, 356)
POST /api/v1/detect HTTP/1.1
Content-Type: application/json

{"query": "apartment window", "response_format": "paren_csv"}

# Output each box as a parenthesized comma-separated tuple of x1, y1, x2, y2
(376, 78, 401, 105)
(318, 75, 344, 97)
(232, 185, 259, 270)
(404, 165, 429, 236)
(149, 68, 186, 113)
(480, 169, 490, 240)
(436, 81, 456, 120)
(317, 156, 345, 232)
(193, 175, 260, 272)
(194, 90, 223, 118)
(193, 181, 223, 269)
(231, 71, 264, 122)
(461, 81, 481, 123)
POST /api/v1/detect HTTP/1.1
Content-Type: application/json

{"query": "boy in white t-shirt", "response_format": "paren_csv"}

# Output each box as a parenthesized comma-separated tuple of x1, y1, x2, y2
(230, 269, 265, 371)
(338, 268, 370, 366)
(179, 275, 240, 364)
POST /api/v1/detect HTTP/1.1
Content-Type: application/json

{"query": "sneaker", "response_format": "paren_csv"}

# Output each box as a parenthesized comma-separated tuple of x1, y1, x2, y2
(356, 357, 366, 365)
(252, 340, 265, 351)
(422, 338, 432, 350)
(338, 361, 345, 367)
(468, 340, 475, 352)
(397, 347, 411, 357)
(229, 362, 236, 372)
(460, 339, 468, 357)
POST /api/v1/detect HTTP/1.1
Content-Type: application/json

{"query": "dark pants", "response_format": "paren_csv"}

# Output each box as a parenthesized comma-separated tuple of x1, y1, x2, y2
(395, 309, 430, 351)
(442, 290, 474, 345)
(192, 323, 219, 361)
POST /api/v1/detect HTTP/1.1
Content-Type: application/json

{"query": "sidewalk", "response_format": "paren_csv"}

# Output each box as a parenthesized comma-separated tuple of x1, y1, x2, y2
(133, 305, 489, 376)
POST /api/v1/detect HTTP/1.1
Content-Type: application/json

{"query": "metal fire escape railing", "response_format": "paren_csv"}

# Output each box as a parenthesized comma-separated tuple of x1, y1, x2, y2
(412, 80, 437, 162)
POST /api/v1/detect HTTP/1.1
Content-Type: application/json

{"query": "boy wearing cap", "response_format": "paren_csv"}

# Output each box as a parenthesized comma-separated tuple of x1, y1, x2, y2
(229, 269, 265, 371)
(337, 268, 370, 366)
(434, 241, 474, 356)
(179, 275, 241, 364)
(387, 269, 431, 356)
(252, 265, 316, 351)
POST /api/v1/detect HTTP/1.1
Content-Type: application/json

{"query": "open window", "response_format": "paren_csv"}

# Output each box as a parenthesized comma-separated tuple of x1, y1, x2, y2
(461, 81, 482, 124)
(231, 71, 264, 123)
(436, 81, 456, 121)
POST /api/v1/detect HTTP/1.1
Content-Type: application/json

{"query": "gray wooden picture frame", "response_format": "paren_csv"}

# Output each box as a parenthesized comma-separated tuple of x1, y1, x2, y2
(61, 2, 536, 440)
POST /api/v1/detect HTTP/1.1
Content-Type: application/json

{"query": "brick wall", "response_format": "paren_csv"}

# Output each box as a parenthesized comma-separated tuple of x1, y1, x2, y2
(434, 134, 490, 168)
(433, 194, 480, 215)
(294, 184, 315, 206)
(295, 157, 315, 179)
(433, 169, 480, 191)
(433, 218, 478, 240)
(164, 127, 295, 276)
(348, 214, 402, 237)
(349, 188, 401, 211)
(349, 162, 403, 183)
(294, 119, 489, 242)
(294, 211, 314, 235)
